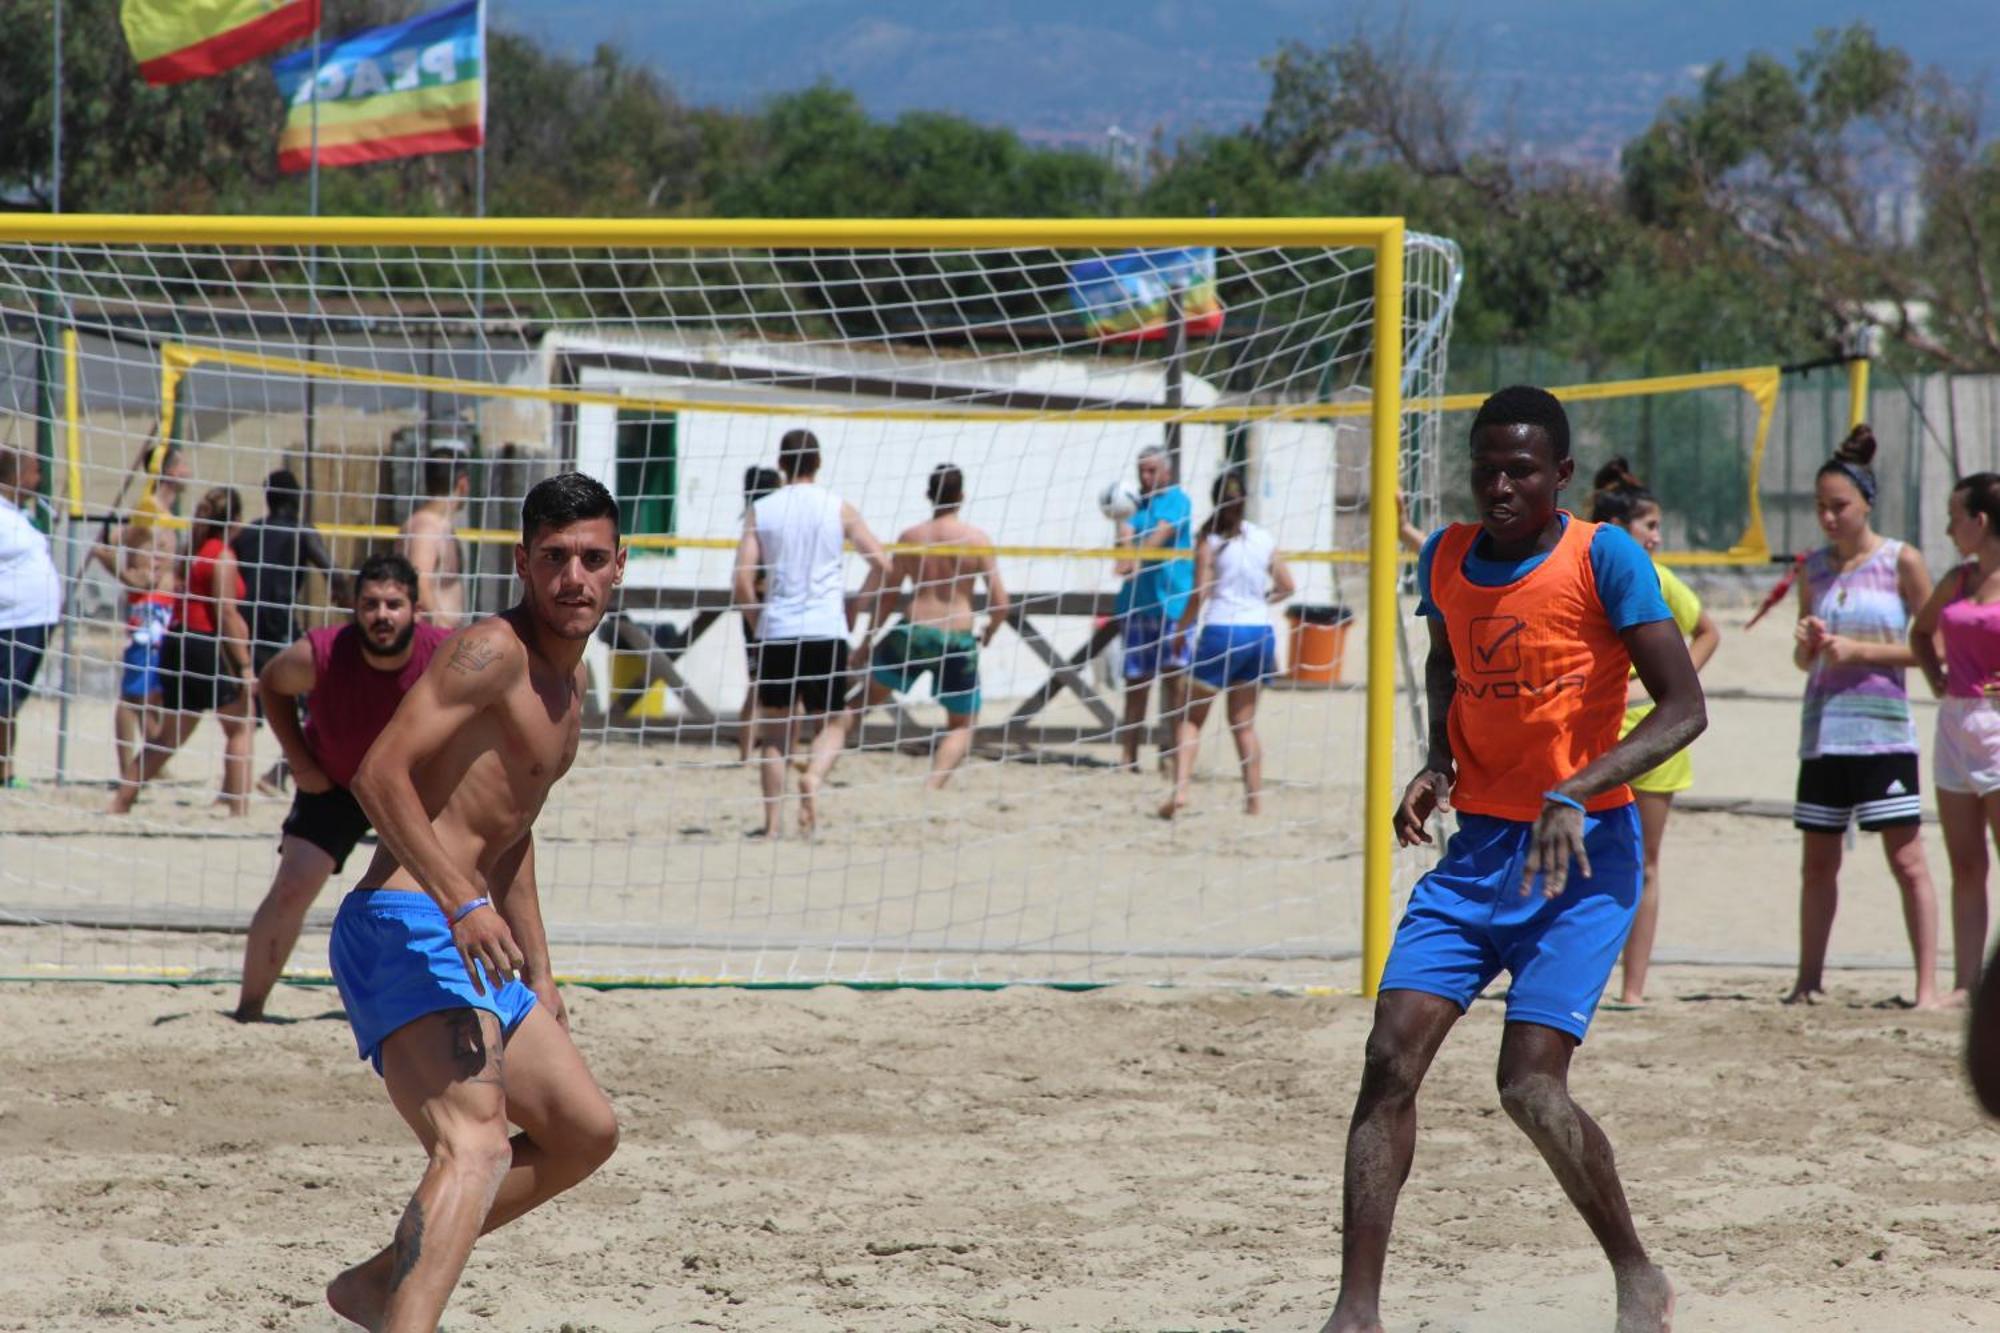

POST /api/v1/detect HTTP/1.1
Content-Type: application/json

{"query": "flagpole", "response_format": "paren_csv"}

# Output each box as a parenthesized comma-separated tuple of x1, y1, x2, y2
(50, 0, 62, 214)
(51, 0, 76, 785)
(303, 8, 323, 527)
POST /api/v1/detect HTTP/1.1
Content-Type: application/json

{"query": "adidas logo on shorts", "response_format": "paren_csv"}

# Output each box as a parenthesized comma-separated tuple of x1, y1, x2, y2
(1886, 779, 1908, 796)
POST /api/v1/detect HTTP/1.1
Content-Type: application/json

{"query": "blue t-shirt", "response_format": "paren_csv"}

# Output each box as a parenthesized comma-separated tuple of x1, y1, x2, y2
(1117, 485, 1195, 620)
(1414, 515, 1670, 631)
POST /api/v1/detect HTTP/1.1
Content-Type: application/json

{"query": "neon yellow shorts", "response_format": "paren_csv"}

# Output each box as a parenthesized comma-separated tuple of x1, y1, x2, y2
(1620, 701, 1692, 794)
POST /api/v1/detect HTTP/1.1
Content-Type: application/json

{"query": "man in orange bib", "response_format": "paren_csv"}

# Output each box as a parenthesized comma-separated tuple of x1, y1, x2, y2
(1322, 387, 1705, 1333)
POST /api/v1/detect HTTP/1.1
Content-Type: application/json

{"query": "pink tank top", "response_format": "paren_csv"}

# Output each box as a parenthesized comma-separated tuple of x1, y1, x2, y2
(303, 622, 450, 787)
(1942, 565, 2000, 699)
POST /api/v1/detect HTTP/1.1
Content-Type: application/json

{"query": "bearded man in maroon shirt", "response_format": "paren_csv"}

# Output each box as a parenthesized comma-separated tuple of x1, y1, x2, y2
(233, 552, 450, 1022)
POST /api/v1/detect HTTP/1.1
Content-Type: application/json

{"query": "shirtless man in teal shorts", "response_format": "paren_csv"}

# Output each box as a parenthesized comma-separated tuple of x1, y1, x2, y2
(864, 462, 1009, 787)
(324, 473, 624, 1331)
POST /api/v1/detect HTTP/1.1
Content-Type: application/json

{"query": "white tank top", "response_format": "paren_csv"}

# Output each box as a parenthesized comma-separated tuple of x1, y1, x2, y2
(753, 484, 849, 640)
(1203, 522, 1277, 627)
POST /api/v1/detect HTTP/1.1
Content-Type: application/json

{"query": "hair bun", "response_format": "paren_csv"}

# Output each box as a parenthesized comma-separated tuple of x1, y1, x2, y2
(1591, 456, 1643, 493)
(1836, 424, 1877, 467)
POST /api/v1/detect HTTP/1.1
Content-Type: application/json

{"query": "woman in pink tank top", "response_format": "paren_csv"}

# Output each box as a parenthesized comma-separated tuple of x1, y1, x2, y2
(1912, 472, 2000, 1001)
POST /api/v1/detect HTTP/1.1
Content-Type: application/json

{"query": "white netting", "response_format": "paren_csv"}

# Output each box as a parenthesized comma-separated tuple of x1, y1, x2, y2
(0, 224, 1460, 986)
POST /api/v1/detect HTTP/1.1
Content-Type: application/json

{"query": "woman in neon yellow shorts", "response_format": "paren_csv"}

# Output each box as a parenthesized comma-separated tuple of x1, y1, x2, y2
(1591, 459, 1722, 1004)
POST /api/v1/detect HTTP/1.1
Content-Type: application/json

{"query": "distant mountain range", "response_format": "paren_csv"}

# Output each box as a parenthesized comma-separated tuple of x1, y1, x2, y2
(499, 1, 1999, 168)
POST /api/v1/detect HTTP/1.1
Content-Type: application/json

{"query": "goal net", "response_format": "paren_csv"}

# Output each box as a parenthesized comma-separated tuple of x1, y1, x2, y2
(0, 218, 1460, 988)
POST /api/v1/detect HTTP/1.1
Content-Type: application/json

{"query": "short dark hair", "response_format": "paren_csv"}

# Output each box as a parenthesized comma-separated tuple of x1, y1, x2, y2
(1471, 385, 1570, 461)
(264, 468, 303, 515)
(521, 471, 619, 543)
(354, 551, 420, 601)
(927, 462, 964, 510)
(423, 449, 470, 498)
(743, 465, 783, 507)
(777, 429, 821, 480)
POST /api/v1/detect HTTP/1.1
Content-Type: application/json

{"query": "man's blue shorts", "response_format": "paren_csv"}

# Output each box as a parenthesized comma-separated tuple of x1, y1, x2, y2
(329, 888, 537, 1075)
(1379, 804, 1642, 1041)
(1190, 623, 1278, 691)
(1122, 613, 1191, 682)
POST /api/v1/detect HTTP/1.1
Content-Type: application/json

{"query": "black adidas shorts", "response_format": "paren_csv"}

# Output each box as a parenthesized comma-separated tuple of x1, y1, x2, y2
(1794, 753, 1922, 833)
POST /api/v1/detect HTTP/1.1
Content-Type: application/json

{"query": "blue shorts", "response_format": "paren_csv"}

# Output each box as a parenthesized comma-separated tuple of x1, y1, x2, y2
(1380, 805, 1642, 1041)
(0, 624, 49, 720)
(1122, 613, 1191, 682)
(870, 624, 982, 716)
(329, 888, 537, 1075)
(1191, 623, 1277, 691)
(120, 638, 163, 701)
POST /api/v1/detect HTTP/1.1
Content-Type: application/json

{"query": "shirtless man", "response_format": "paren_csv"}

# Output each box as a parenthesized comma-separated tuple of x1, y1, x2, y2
(864, 463, 1009, 787)
(325, 473, 622, 1331)
(90, 448, 188, 785)
(232, 553, 448, 1023)
(399, 449, 470, 627)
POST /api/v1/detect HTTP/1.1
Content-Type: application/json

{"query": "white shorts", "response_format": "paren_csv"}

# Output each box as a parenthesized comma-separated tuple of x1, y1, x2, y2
(1934, 696, 2000, 796)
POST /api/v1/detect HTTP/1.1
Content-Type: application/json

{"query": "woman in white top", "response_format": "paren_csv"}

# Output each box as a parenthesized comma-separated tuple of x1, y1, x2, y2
(1160, 471, 1294, 819)
(0, 447, 63, 788)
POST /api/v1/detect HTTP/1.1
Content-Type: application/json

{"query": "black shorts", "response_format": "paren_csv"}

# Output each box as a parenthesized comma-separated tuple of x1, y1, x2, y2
(0, 623, 50, 721)
(1794, 753, 1923, 833)
(158, 631, 243, 716)
(755, 637, 849, 715)
(281, 785, 374, 873)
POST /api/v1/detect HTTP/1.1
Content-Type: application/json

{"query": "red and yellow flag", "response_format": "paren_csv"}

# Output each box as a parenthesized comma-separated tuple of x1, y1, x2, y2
(122, 0, 320, 87)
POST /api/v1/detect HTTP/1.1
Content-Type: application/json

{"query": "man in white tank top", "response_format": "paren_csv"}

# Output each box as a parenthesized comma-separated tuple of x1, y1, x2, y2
(732, 430, 889, 837)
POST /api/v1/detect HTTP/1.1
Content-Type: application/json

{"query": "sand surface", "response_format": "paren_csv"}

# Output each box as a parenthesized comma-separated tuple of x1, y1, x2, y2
(4, 602, 2000, 1329)
(0, 972, 1994, 1332)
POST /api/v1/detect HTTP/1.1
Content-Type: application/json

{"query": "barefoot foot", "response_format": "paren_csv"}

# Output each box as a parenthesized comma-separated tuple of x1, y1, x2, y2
(1614, 1263, 1673, 1332)
(1156, 790, 1187, 821)
(326, 1250, 391, 1330)
(1781, 983, 1822, 1006)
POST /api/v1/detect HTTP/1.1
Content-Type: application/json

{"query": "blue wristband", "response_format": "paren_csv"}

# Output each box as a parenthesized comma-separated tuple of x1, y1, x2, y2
(450, 896, 492, 925)
(1541, 790, 1585, 813)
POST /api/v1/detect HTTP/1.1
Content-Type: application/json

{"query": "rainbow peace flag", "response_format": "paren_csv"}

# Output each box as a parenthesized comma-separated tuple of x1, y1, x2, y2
(272, 0, 484, 174)
(122, 0, 320, 86)
(1067, 248, 1224, 342)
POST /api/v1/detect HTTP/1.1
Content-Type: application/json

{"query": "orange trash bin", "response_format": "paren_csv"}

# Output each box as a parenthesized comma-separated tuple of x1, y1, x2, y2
(1286, 604, 1354, 684)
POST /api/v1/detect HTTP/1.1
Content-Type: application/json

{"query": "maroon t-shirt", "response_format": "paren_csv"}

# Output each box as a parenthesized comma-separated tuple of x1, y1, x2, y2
(303, 622, 451, 788)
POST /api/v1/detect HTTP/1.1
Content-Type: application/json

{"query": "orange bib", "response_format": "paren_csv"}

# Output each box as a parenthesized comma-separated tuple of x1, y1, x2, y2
(1430, 516, 1633, 820)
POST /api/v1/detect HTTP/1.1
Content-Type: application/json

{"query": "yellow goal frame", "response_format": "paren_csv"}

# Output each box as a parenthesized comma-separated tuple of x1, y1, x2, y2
(8, 213, 1411, 994)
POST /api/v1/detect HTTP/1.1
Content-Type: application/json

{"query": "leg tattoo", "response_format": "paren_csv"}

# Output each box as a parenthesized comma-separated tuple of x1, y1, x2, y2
(388, 1197, 425, 1294)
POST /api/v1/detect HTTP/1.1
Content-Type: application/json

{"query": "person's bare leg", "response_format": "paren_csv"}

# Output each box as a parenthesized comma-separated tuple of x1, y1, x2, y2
(1495, 1022, 1673, 1331)
(753, 707, 790, 838)
(327, 1009, 513, 1333)
(736, 685, 757, 762)
(798, 707, 850, 836)
(1968, 793, 2000, 996)
(1618, 791, 1674, 1005)
(1938, 789, 1988, 998)
(1881, 823, 1944, 1008)
(328, 1006, 618, 1325)
(1786, 830, 1843, 1004)
(1117, 676, 1151, 772)
(113, 698, 142, 787)
(1224, 683, 1262, 814)
(928, 711, 976, 789)
(1321, 989, 1463, 1333)
(1159, 692, 1213, 819)
(216, 693, 254, 817)
(1156, 669, 1188, 776)
(0, 715, 13, 784)
(111, 710, 199, 814)
(1971, 941, 2000, 1116)
(234, 835, 337, 1021)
